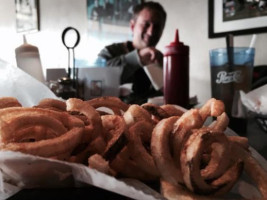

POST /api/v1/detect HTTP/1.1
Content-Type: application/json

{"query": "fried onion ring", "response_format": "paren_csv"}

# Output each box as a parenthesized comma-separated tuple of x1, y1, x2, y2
(88, 154, 116, 176)
(160, 104, 185, 117)
(2, 114, 67, 143)
(123, 104, 155, 127)
(151, 116, 183, 185)
(101, 115, 126, 141)
(35, 98, 66, 111)
(0, 107, 83, 144)
(66, 98, 104, 142)
(110, 147, 156, 180)
(198, 98, 225, 121)
(228, 135, 249, 150)
(141, 103, 170, 120)
(0, 97, 22, 109)
(87, 96, 129, 115)
(12, 125, 63, 143)
(127, 120, 159, 178)
(101, 115, 127, 162)
(160, 180, 214, 200)
(180, 129, 233, 194)
(210, 159, 244, 196)
(65, 98, 107, 163)
(2, 127, 84, 157)
(209, 112, 229, 132)
(151, 99, 246, 197)
(171, 109, 204, 180)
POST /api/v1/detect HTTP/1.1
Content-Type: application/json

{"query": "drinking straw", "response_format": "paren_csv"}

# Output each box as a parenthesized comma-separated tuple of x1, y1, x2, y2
(226, 34, 235, 116)
(249, 34, 257, 49)
(226, 34, 234, 68)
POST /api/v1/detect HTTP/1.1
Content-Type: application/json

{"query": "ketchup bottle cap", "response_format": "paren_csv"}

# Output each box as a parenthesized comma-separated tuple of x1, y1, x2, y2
(164, 29, 189, 56)
(169, 29, 183, 47)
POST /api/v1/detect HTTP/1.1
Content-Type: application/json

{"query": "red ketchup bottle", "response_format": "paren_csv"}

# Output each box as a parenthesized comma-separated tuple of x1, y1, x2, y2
(163, 29, 189, 108)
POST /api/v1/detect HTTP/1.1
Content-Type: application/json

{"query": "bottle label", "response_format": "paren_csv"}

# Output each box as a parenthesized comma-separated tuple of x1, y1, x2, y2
(215, 70, 243, 84)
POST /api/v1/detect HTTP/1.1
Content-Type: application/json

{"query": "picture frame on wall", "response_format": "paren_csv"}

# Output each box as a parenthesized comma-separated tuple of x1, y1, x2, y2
(15, 0, 39, 33)
(208, 0, 267, 38)
(87, 0, 143, 28)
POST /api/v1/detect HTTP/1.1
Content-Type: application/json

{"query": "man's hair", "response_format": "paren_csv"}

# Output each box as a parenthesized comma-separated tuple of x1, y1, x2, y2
(132, 1, 167, 25)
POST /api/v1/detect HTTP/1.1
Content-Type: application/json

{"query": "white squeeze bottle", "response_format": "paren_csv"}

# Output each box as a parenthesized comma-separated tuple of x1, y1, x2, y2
(15, 35, 45, 83)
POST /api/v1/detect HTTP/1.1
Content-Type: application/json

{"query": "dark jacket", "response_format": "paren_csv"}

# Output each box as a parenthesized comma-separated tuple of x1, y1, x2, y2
(98, 41, 160, 97)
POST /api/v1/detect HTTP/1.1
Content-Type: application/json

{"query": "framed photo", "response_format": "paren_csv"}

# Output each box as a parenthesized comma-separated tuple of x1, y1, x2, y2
(87, 0, 143, 27)
(15, 0, 40, 33)
(208, 0, 267, 38)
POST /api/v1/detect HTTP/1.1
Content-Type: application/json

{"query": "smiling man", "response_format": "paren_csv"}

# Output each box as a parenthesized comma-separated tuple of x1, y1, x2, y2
(98, 1, 166, 104)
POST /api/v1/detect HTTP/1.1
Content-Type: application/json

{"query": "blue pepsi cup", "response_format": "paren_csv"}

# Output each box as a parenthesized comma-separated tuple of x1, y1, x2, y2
(209, 47, 255, 116)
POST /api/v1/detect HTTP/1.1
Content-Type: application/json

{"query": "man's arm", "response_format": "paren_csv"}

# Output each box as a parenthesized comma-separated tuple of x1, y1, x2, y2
(98, 43, 163, 84)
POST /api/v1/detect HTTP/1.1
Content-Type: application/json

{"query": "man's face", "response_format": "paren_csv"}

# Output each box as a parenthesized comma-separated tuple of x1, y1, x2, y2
(130, 8, 165, 49)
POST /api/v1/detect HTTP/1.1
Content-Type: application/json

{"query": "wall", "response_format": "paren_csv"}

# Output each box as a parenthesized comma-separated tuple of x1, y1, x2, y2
(0, 0, 88, 70)
(0, 0, 266, 104)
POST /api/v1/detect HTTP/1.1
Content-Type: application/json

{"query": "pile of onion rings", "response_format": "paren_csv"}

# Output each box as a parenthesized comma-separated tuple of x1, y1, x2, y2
(0, 96, 267, 199)
(151, 98, 267, 199)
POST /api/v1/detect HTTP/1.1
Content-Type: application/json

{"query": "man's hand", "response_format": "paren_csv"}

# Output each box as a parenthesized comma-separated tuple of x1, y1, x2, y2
(138, 47, 163, 66)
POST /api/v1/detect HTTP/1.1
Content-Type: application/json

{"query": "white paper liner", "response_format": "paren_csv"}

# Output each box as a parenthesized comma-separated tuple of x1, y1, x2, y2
(0, 151, 164, 200)
(0, 59, 58, 107)
(240, 84, 267, 115)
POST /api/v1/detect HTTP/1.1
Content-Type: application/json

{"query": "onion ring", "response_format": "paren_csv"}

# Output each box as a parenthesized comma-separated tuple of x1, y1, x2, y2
(123, 104, 155, 127)
(228, 135, 249, 150)
(2, 114, 67, 143)
(101, 115, 127, 162)
(2, 127, 84, 157)
(88, 154, 116, 176)
(180, 128, 232, 194)
(141, 103, 170, 120)
(199, 98, 225, 121)
(66, 98, 107, 162)
(160, 180, 214, 200)
(151, 116, 183, 185)
(87, 96, 129, 115)
(110, 147, 156, 180)
(66, 98, 104, 142)
(0, 97, 22, 109)
(49, 151, 72, 161)
(160, 104, 185, 117)
(127, 120, 159, 178)
(101, 115, 126, 141)
(12, 125, 62, 143)
(171, 109, 204, 178)
(208, 112, 229, 132)
(35, 98, 66, 111)
(0, 107, 83, 144)
(210, 159, 244, 196)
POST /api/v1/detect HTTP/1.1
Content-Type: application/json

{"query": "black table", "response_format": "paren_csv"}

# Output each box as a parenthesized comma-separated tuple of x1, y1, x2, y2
(7, 186, 133, 200)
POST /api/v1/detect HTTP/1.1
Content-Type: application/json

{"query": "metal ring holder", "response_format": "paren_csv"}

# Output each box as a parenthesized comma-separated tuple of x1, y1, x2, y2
(61, 27, 80, 82)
